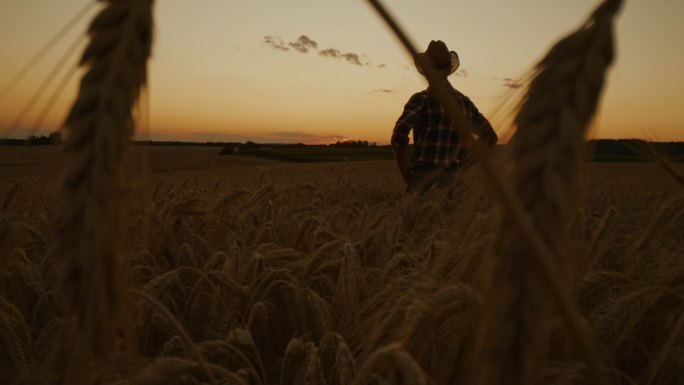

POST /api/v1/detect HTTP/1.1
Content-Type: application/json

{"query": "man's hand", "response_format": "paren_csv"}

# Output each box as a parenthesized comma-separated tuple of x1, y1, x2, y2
(459, 152, 476, 170)
(458, 132, 498, 171)
(392, 145, 412, 185)
(398, 163, 412, 184)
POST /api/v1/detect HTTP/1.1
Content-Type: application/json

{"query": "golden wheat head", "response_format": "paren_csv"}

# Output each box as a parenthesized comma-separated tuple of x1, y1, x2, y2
(474, 1, 622, 384)
(57, 0, 154, 380)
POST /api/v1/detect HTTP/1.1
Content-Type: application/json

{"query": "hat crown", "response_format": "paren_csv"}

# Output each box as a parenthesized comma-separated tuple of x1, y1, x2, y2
(414, 40, 459, 76)
(425, 40, 452, 68)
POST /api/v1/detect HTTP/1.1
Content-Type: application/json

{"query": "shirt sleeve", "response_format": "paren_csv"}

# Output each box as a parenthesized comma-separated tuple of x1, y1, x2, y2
(391, 93, 424, 147)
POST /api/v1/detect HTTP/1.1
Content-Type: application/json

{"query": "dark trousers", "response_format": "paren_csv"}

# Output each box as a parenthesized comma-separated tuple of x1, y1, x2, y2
(406, 163, 460, 192)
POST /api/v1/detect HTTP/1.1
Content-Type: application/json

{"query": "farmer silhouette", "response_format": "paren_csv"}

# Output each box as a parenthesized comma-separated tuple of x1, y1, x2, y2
(391, 40, 498, 192)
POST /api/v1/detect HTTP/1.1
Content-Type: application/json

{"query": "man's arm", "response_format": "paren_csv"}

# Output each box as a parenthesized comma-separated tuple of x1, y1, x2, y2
(459, 99, 498, 169)
(391, 93, 423, 184)
(475, 120, 497, 148)
(469, 103, 497, 148)
(392, 145, 412, 184)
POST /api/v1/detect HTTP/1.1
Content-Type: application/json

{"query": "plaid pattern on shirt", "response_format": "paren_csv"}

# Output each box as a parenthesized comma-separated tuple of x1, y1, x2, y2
(391, 84, 495, 166)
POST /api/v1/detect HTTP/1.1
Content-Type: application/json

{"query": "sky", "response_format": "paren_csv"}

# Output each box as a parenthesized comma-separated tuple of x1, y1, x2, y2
(0, 0, 683, 144)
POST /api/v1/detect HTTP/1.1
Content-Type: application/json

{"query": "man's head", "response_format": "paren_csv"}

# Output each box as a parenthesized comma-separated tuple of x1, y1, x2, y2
(415, 40, 460, 77)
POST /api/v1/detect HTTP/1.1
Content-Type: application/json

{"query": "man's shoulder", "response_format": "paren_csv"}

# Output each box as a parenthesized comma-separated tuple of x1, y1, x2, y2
(410, 89, 431, 98)
(405, 90, 431, 105)
(447, 85, 466, 97)
(416, 87, 467, 100)
(448, 87, 475, 105)
(409, 87, 473, 106)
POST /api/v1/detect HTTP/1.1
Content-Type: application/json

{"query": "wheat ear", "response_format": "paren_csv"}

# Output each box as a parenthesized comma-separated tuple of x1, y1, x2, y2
(474, 1, 622, 384)
(366, 1, 621, 382)
(352, 343, 427, 385)
(58, 0, 154, 378)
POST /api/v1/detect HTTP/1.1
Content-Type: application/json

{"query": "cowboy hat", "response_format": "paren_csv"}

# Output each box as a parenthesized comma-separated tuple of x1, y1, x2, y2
(415, 40, 460, 75)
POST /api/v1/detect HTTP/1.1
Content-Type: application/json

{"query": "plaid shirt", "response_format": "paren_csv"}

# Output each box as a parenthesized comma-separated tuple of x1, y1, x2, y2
(391, 84, 496, 166)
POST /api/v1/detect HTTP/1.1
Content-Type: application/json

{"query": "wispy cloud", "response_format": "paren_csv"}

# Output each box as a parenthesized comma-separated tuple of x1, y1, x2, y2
(341, 52, 364, 66)
(264, 34, 374, 68)
(454, 69, 468, 78)
(319, 48, 366, 66)
(132, 131, 255, 143)
(263, 35, 289, 51)
(268, 131, 350, 144)
(189, 132, 255, 142)
(319, 48, 341, 58)
(146, 131, 351, 144)
(288, 35, 318, 53)
(369, 88, 396, 94)
(502, 77, 524, 89)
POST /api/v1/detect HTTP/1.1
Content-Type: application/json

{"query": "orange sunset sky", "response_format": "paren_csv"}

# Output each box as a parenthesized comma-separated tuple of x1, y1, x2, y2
(1, 0, 683, 144)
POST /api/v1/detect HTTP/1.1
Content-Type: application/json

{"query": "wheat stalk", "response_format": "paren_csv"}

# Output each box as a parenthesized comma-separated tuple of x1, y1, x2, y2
(641, 309, 684, 385)
(280, 339, 310, 385)
(319, 333, 355, 385)
(57, 0, 154, 381)
(399, 284, 480, 384)
(0, 295, 29, 384)
(352, 343, 427, 385)
(366, 1, 622, 383)
(474, 1, 622, 384)
(132, 288, 219, 385)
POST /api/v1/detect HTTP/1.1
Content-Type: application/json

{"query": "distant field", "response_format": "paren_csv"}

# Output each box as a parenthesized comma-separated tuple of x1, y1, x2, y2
(225, 146, 396, 163)
(2, 145, 682, 191)
(0, 145, 400, 186)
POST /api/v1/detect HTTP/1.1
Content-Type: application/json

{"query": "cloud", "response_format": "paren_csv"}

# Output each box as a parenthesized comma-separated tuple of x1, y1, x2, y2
(264, 34, 374, 68)
(319, 48, 366, 66)
(319, 48, 341, 58)
(502, 77, 524, 89)
(263, 35, 289, 51)
(369, 88, 396, 94)
(454, 69, 468, 78)
(268, 131, 346, 140)
(132, 130, 354, 144)
(288, 34, 318, 53)
(131, 131, 253, 142)
(341, 52, 364, 66)
(267, 131, 350, 144)
(189, 132, 255, 142)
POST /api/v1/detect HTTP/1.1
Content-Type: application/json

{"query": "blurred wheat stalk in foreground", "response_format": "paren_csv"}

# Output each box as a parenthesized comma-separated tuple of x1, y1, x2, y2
(368, 0, 622, 384)
(57, 0, 154, 383)
(475, 1, 623, 384)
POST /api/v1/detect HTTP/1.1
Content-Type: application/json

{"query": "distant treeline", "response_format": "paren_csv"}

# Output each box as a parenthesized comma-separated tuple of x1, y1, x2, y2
(2, 135, 682, 161)
(0, 136, 389, 149)
(1, 132, 63, 146)
(219, 139, 684, 161)
(590, 139, 684, 162)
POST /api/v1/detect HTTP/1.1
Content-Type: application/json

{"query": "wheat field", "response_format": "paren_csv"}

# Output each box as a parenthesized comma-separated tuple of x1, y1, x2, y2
(2, 0, 684, 384)
(1, 155, 683, 385)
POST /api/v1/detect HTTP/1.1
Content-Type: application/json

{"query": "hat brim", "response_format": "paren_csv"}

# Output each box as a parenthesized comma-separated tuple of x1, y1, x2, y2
(415, 51, 460, 75)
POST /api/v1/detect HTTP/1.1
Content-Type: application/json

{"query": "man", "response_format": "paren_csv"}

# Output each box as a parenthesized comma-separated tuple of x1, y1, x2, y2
(391, 40, 498, 192)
